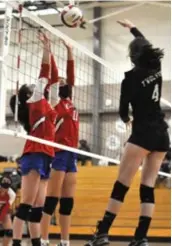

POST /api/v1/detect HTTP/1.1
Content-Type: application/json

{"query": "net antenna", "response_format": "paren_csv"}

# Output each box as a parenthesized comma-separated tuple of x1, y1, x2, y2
(0, 3, 13, 128)
(14, 4, 23, 127)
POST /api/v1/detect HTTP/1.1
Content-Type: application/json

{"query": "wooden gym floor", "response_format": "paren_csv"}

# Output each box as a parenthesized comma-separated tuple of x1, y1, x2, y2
(22, 239, 170, 245)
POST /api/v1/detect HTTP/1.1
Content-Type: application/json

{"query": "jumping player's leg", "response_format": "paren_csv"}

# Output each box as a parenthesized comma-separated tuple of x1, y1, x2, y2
(41, 170, 65, 243)
(59, 172, 77, 245)
(131, 151, 166, 244)
(13, 171, 40, 246)
(2, 214, 13, 246)
(85, 143, 149, 246)
(28, 180, 48, 246)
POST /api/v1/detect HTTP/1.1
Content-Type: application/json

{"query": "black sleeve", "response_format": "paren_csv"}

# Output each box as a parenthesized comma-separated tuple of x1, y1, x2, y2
(130, 27, 145, 38)
(119, 79, 131, 123)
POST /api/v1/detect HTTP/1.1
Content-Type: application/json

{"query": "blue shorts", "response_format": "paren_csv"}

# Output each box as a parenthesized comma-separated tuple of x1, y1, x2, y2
(20, 153, 52, 180)
(51, 151, 77, 173)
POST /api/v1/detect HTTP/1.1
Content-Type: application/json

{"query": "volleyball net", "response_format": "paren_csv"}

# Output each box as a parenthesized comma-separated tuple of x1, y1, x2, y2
(0, 2, 171, 177)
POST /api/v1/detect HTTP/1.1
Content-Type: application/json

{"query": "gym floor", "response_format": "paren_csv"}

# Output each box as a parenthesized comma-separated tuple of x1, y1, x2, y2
(21, 240, 170, 245)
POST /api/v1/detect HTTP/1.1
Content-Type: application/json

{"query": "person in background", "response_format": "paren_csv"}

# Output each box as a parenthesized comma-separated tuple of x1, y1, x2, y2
(0, 175, 16, 246)
(156, 149, 171, 187)
(77, 140, 92, 166)
(0, 156, 8, 163)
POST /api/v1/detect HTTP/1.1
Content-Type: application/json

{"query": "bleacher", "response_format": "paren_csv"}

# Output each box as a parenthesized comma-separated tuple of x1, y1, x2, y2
(0, 163, 170, 238)
(51, 166, 171, 238)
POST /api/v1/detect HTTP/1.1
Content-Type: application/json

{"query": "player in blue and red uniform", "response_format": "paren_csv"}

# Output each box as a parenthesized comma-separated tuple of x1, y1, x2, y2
(41, 40, 79, 246)
(0, 175, 16, 246)
(10, 33, 57, 246)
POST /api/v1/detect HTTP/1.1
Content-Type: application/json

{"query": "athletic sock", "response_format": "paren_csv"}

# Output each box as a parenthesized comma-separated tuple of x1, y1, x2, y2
(97, 211, 116, 235)
(60, 240, 70, 246)
(31, 238, 41, 246)
(13, 239, 21, 246)
(134, 216, 152, 240)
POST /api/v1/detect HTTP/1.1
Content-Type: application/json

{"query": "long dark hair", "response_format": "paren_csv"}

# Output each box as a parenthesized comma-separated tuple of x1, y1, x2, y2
(9, 84, 32, 133)
(129, 37, 164, 70)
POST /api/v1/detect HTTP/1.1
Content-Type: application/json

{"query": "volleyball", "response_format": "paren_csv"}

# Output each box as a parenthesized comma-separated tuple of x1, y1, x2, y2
(61, 5, 83, 28)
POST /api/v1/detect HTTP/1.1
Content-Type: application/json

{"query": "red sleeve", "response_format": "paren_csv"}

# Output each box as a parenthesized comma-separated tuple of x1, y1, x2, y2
(67, 60, 74, 86)
(45, 55, 59, 93)
(39, 63, 50, 79)
(51, 54, 59, 84)
(0, 203, 9, 221)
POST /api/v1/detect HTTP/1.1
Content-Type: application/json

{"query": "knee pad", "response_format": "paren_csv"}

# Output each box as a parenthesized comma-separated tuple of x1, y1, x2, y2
(16, 203, 32, 221)
(31, 238, 41, 246)
(111, 181, 129, 202)
(4, 229, 13, 237)
(43, 197, 58, 215)
(59, 197, 74, 215)
(28, 207, 43, 223)
(140, 184, 155, 204)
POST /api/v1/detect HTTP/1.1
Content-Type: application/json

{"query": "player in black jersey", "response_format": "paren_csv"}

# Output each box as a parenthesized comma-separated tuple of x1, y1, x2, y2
(84, 20, 170, 246)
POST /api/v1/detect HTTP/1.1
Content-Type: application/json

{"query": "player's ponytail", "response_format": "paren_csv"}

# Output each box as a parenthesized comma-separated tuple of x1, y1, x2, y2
(9, 85, 31, 133)
(129, 37, 164, 70)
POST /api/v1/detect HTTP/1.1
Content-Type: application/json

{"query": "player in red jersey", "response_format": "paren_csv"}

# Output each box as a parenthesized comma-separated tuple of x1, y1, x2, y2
(41, 40, 79, 246)
(0, 175, 16, 246)
(10, 33, 57, 246)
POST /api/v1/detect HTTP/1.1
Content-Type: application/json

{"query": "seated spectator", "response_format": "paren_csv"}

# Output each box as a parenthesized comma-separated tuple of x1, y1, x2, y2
(0, 175, 16, 246)
(156, 150, 171, 188)
(0, 156, 8, 163)
(77, 140, 92, 166)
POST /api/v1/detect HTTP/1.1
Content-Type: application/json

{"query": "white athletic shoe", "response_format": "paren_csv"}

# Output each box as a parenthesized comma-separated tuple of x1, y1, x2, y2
(41, 239, 50, 246)
(57, 243, 69, 246)
(57, 240, 70, 246)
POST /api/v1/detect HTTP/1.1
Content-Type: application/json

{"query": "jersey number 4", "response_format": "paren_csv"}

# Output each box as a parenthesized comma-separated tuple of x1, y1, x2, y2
(152, 84, 159, 102)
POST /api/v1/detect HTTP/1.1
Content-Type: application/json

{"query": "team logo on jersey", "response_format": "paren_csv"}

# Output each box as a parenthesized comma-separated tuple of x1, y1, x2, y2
(141, 71, 161, 87)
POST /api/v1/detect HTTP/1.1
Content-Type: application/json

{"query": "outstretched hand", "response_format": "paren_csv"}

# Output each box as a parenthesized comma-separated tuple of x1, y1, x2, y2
(38, 32, 50, 47)
(60, 39, 73, 50)
(117, 19, 135, 29)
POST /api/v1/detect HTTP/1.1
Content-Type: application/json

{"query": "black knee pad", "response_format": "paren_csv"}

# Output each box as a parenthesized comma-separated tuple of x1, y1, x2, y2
(4, 229, 13, 237)
(43, 197, 58, 215)
(140, 184, 155, 204)
(16, 203, 32, 221)
(111, 181, 129, 202)
(28, 207, 43, 223)
(31, 238, 41, 246)
(59, 197, 74, 215)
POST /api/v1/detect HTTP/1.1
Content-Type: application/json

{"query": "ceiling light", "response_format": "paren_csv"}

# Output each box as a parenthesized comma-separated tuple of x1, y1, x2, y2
(28, 5, 38, 10)
(0, 2, 5, 9)
(35, 8, 57, 15)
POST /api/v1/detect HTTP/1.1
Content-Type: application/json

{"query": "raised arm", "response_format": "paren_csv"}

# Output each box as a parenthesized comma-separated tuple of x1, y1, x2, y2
(28, 33, 51, 103)
(117, 19, 145, 38)
(61, 39, 75, 86)
(39, 33, 51, 79)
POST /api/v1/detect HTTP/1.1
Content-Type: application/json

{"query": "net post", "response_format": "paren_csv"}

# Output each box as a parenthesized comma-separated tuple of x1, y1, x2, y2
(0, 3, 12, 128)
(92, 6, 102, 164)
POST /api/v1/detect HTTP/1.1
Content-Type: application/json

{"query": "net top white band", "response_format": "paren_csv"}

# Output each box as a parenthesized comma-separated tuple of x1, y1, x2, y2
(0, 129, 171, 178)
